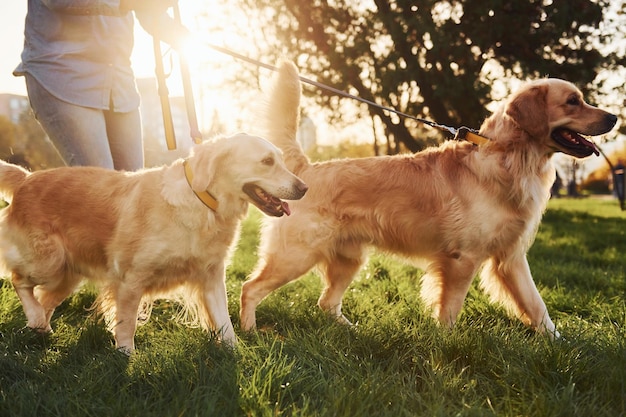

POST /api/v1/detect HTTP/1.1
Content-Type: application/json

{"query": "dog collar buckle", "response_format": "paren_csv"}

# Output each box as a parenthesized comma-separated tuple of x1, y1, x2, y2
(454, 126, 490, 146)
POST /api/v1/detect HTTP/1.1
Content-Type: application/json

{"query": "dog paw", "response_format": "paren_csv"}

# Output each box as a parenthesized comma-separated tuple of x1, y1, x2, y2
(335, 314, 353, 326)
(26, 324, 53, 334)
(115, 345, 134, 356)
(219, 334, 238, 349)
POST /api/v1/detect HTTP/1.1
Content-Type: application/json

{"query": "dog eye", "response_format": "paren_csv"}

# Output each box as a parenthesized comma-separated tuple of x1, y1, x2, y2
(262, 157, 274, 166)
(566, 96, 580, 106)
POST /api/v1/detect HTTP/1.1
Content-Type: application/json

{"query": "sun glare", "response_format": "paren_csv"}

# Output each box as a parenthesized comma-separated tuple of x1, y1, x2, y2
(132, 1, 265, 136)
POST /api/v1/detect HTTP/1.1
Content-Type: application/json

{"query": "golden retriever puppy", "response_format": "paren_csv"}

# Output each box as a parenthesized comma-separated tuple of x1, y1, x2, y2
(0, 133, 307, 353)
(240, 61, 617, 338)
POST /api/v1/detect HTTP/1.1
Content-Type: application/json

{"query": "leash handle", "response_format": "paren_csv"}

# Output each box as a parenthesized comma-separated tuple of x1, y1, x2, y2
(153, 37, 177, 150)
(172, 1, 202, 144)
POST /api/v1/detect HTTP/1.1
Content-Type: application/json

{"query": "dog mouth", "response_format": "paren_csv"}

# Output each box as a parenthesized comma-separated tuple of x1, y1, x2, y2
(550, 128, 599, 158)
(243, 183, 291, 217)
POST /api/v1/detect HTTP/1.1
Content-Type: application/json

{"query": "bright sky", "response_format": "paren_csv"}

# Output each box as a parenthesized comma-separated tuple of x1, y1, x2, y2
(0, 3, 28, 95)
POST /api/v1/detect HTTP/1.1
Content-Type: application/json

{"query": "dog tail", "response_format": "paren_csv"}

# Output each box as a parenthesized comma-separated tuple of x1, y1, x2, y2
(0, 160, 29, 203)
(264, 60, 310, 174)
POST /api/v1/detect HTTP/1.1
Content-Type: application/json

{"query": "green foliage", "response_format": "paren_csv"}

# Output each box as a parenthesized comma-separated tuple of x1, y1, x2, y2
(1, 199, 625, 416)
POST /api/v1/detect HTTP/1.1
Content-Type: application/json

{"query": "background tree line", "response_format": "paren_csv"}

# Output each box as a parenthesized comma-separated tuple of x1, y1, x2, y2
(197, 0, 626, 154)
(0, 113, 63, 171)
(4, 1, 626, 175)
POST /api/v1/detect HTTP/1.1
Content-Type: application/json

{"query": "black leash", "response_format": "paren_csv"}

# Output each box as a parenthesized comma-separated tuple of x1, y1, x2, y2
(595, 144, 625, 210)
(203, 43, 490, 146)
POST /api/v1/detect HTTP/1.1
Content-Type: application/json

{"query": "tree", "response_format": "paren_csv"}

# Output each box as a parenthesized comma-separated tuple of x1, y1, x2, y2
(0, 115, 16, 157)
(14, 111, 64, 170)
(223, 0, 624, 153)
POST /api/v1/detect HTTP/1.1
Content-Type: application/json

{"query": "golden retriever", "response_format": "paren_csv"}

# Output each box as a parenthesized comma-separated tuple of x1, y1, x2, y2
(0, 133, 307, 353)
(240, 61, 617, 338)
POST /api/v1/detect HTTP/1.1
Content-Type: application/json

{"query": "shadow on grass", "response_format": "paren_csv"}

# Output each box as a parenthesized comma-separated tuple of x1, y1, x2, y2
(0, 202, 624, 416)
(0, 281, 241, 416)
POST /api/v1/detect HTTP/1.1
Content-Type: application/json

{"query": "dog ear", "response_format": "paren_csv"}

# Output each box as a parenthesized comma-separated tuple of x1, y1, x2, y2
(188, 144, 222, 192)
(505, 84, 550, 138)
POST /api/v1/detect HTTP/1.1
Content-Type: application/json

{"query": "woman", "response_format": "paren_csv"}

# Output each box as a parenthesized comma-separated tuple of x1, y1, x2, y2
(14, 0, 187, 170)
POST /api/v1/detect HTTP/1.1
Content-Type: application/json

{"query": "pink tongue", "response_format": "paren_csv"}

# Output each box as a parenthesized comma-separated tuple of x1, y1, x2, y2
(281, 201, 291, 216)
(579, 136, 600, 156)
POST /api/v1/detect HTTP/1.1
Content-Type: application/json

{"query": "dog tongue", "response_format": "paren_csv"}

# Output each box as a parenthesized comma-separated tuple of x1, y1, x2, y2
(281, 201, 291, 216)
(580, 135, 600, 156)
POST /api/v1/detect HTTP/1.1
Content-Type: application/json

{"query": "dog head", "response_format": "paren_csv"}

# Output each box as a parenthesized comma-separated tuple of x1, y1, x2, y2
(504, 79, 617, 158)
(188, 133, 307, 217)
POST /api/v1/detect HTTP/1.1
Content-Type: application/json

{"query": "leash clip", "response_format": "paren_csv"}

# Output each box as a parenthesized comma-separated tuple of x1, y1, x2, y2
(454, 126, 490, 146)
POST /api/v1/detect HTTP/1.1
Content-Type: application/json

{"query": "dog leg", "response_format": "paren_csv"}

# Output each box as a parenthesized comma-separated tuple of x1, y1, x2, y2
(112, 282, 143, 354)
(34, 273, 83, 326)
(318, 253, 365, 325)
(420, 254, 479, 328)
(480, 255, 559, 338)
(199, 268, 236, 346)
(240, 251, 319, 331)
(11, 272, 51, 332)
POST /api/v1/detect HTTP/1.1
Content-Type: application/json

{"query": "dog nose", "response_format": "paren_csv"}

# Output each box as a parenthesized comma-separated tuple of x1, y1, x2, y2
(607, 113, 618, 128)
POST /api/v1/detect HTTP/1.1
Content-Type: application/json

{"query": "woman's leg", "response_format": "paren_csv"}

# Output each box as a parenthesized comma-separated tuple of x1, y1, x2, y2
(25, 74, 143, 170)
(104, 107, 144, 171)
(25, 74, 114, 168)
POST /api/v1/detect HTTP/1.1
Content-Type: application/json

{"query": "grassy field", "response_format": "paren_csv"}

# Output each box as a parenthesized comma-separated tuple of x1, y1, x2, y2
(0, 197, 624, 416)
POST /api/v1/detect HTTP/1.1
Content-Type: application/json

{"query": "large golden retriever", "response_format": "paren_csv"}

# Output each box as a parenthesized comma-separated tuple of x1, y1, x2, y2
(0, 133, 307, 353)
(240, 61, 617, 338)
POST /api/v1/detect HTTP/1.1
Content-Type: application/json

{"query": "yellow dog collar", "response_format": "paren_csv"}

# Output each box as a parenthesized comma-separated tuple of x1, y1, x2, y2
(183, 159, 219, 211)
(454, 126, 490, 146)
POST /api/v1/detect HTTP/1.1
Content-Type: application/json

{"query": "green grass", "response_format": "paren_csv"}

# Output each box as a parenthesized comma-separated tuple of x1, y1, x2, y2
(1, 198, 625, 416)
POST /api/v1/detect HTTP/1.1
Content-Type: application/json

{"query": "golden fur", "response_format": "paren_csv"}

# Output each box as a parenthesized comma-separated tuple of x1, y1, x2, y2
(0, 133, 307, 353)
(240, 61, 617, 337)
